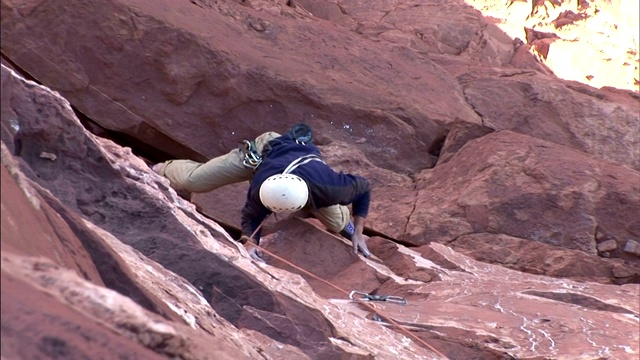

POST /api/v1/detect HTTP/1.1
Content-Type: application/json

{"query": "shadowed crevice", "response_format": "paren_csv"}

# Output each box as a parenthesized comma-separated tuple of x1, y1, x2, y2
(522, 290, 638, 315)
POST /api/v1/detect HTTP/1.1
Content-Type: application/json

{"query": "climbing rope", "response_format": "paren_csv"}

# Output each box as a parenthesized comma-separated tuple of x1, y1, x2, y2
(1, 47, 449, 360)
(246, 218, 449, 359)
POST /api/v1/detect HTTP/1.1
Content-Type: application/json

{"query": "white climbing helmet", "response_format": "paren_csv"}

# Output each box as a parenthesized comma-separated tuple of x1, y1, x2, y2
(259, 174, 309, 212)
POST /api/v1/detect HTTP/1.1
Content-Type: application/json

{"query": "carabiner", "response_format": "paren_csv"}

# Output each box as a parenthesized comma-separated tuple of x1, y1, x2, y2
(241, 140, 263, 169)
(349, 291, 371, 301)
(382, 296, 407, 305)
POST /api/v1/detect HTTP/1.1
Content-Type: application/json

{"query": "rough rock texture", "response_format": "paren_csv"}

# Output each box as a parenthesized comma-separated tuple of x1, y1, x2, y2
(2, 60, 639, 359)
(460, 69, 640, 171)
(409, 130, 640, 263)
(450, 233, 639, 284)
(1, 66, 435, 359)
(1, 0, 481, 175)
(1, 0, 639, 358)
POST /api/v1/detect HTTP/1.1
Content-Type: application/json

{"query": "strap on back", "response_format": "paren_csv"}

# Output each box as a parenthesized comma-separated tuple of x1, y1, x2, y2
(282, 154, 324, 174)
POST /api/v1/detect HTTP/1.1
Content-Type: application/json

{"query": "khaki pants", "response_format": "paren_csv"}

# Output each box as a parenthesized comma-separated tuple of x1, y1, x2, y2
(160, 132, 351, 233)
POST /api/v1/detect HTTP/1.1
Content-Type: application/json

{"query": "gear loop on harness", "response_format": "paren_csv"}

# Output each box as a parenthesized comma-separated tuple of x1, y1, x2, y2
(241, 140, 263, 169)
(241, 141, 324, 172)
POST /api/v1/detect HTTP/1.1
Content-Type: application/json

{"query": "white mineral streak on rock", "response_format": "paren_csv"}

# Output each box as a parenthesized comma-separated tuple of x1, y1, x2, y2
(378, 242, 640, 358)
(1, 144, 41, 210)
(515, 312, 538, 353)
(1, 253, 180, 340)
(165, 302, 197, 328)
(538, 328, 555, 351)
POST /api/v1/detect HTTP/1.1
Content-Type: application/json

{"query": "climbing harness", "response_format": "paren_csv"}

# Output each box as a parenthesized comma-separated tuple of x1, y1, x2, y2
(282, 154, 325, 174)
(349, 290, 408, 305)
(241, 140, 263, 169)
(239, 214, 446, 357)
(241, 141, 324, 172)
(1, 46, 448, 357)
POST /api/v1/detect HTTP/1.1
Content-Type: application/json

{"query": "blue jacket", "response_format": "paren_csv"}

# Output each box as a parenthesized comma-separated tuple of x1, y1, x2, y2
(241, 134, 371, 240)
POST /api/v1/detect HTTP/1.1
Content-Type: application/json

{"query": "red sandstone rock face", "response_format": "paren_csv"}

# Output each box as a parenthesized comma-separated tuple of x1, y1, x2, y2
(408, 131, 640, 264)
(1, 0, 639, 358)
(459, 69, 640, 171)
(2, 61, 639, 359)
(0, 0, 480, 175)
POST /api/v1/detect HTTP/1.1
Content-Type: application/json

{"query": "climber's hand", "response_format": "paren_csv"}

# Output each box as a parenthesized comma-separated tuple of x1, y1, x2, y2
(240, 236, 266, 263)
(351, 216, 371, 258)
(352, 232, 371, 258)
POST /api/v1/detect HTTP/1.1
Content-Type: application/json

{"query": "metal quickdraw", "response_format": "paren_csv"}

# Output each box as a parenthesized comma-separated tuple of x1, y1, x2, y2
(241, 140, 262, 169)
(349, 290, 407, 305)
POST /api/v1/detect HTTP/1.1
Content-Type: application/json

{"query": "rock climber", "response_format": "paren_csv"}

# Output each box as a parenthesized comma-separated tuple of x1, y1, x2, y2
(152, 123, 372, 262)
